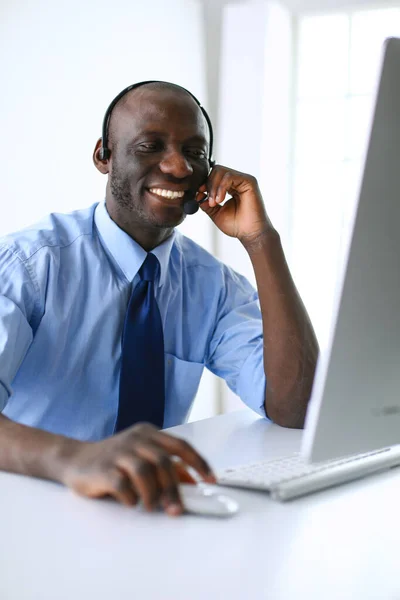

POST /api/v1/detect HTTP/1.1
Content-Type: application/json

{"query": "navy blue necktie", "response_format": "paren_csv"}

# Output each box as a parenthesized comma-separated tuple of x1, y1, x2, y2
(116, 253, 165, 432)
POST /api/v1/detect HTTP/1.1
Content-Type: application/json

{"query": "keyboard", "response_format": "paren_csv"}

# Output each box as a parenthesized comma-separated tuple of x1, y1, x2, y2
(216, 446, 400, 501)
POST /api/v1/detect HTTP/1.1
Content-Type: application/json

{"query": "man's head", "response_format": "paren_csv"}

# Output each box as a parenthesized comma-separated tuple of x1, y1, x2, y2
(93, 82, 212, 233)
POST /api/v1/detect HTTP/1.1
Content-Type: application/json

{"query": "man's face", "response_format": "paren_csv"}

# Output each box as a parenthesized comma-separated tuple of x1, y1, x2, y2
(107, 87, 210, 229)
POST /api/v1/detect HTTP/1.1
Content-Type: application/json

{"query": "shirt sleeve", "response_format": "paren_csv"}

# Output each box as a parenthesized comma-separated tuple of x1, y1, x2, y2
(205, 264, 269, 420)
(0, 245, 36, 411)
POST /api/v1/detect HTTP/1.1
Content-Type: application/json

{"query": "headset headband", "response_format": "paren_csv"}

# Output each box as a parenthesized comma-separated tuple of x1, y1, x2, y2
(99, 80, 214, 165)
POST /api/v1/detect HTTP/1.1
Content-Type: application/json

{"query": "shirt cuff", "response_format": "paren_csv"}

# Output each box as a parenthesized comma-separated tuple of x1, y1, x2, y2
(236, 343, 270, 421)
(0, 381, 10, 412)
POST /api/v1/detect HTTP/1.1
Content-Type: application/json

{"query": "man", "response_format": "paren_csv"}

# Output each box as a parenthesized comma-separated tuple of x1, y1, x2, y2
(0, 81, 318, 516)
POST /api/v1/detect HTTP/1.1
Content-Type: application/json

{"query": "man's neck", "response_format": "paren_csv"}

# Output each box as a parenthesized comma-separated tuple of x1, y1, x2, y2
(105, 200, 173, 252)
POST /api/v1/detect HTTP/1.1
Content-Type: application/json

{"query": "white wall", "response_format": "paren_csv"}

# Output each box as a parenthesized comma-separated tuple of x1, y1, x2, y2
(280, 0, 400, 14)
(216, 0, 293, 412)
(217, 0, 292, 271)
(0, 0, 207, 236)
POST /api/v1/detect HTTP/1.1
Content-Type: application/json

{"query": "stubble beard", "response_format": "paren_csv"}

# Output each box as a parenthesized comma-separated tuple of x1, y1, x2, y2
(109, 161, 185, 229)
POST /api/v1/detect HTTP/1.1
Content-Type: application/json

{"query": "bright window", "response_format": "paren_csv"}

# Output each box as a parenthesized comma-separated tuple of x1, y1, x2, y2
(291, 6, 400, 348)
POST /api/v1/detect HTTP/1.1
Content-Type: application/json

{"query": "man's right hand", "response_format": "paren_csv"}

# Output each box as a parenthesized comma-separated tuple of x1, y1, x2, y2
(60, 423, 216, 516)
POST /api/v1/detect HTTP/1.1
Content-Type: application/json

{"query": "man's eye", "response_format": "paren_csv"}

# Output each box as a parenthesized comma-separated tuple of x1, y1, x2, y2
(137, 143, 159, 152)
(186, 148, 207, 159)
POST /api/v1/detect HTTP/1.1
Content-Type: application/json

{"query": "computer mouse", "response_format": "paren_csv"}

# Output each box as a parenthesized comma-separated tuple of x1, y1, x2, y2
(179, 484, 239, 518)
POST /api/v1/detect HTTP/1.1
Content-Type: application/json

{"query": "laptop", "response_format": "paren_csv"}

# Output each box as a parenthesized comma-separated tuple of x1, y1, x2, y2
(217, 37, 400, 501)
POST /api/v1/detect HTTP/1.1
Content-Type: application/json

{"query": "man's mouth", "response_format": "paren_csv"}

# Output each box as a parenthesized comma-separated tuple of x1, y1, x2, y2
(148, 188, 185, 200)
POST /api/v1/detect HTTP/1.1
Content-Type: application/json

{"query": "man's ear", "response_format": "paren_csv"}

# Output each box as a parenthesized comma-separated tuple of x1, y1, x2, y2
(93, 138, 110, 174)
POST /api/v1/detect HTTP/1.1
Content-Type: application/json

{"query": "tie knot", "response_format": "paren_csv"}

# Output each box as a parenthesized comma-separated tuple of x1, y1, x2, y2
(139, 253, 160, 282)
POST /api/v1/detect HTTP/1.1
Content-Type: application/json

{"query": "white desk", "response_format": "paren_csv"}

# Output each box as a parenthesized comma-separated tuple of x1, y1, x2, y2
(1, 409, 400, 600)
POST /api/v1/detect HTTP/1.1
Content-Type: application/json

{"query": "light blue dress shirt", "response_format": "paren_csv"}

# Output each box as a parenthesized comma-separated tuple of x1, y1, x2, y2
(0, 201, 267, 441)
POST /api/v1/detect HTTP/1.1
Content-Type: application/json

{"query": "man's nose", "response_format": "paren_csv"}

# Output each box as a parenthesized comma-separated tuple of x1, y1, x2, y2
(158, 150, 193, 178)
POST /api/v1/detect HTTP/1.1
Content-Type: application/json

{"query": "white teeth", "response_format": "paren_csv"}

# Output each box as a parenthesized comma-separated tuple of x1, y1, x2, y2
(149, 188, 185, 199)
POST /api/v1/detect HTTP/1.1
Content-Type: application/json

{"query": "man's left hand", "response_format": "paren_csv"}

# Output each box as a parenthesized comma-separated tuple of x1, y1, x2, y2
(196, 165, 274, 245)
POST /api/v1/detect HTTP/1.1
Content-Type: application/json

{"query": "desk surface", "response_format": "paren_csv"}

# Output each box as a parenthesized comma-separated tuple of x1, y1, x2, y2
(1, 409, 400, 600)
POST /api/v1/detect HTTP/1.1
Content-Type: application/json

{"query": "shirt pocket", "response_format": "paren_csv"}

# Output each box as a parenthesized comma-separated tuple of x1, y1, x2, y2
(163, 353, 204, 428)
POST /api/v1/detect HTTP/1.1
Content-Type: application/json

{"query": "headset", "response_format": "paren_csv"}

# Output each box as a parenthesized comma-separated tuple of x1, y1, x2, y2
(99, 80, 215, 215)
(99, 80, 214, 163)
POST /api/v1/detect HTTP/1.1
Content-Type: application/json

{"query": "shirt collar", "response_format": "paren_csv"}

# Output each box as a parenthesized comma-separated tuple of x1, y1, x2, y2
(94, 200, 175, 286)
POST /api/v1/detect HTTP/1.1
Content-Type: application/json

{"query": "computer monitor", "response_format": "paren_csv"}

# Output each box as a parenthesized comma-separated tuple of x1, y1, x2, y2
(302, 37, 400, 462)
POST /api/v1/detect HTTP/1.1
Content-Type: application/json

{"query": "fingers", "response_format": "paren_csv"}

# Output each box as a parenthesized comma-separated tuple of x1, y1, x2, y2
(209, 171, 239, 208)
(174, 460, 197, 484)
(118, 430, 215, 515)
(131, 444, 184, 516)
(68, 426, 216, 517)
(128, 423, 216, 483)
(73, 468, 139, 507)
(122, 435, 214, 514)
(155, 431, 216, 483)
(196, 169, 228, 208)
(204, 165, 257, 207)
(116, 452, 164, 513)
(196, 167, 237, 208)
(105, 469, 139, 507)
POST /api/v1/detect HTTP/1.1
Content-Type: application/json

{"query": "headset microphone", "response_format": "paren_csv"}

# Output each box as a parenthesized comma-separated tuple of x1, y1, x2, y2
(183, 199, 200, 215)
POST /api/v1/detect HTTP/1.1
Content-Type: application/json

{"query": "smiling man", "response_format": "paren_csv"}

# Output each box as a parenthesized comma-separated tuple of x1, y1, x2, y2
(0, 81, 318, 515)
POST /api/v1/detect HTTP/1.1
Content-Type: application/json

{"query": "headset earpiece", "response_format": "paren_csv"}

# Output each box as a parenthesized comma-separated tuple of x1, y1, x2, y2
(99, 148, 111, 161)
